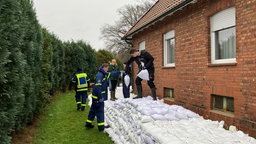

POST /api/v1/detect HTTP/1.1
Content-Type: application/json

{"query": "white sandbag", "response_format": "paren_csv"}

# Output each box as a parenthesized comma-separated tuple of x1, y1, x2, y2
(152, 107, 169, 115)
(175, 112, 188, 120)
(168, 105, 181, 111)
(141, 133, 155, 144)
(185, 110, 200, 118)
(151, 114, 167, 120)
(229, 125, 237, 132)
(137, 69, 149, 80)
(141, 116, 154, 123)
(164, 113, 179, 121)
(124, 75, 130, 87)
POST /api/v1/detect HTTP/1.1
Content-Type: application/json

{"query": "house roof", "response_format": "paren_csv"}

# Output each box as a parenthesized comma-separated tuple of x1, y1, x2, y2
(123, 0, 197, 39)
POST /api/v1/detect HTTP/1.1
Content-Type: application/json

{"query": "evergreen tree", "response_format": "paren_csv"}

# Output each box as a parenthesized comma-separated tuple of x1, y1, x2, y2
(0, 0, 26, 143)
(49, 34, 61, 95)
(14, 0, 43, 130)
(63, 41, 74, 90)
(96, 49, 123, 70)
(37, 28, 52, 113)
(0, 1, 99, 142)
(76, 41, 97, 80)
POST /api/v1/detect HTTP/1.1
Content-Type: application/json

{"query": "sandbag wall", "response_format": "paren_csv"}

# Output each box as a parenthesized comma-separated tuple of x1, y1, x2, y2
(105, 97, 256, 144)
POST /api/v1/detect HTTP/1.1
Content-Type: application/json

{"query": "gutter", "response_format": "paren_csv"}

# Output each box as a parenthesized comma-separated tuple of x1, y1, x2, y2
(122, 0, 197, 40)
(124, 38, 133, 47)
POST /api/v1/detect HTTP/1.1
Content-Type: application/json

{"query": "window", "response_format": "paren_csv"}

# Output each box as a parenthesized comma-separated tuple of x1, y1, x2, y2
(164, 30, 175, 67)
(210, 7, 236, 64)
(139, 41, 145, 51)
(164, 88, 174, 99)
(212, 94, 234, 112)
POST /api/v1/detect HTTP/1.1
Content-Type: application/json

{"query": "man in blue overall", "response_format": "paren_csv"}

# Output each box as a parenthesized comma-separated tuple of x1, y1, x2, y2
(85, 63, 120, 131)
(72, 68, 90, 111)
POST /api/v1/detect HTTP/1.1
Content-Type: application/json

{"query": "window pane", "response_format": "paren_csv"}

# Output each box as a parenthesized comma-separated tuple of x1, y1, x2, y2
(212, 95, 234, 113)
(215, 27, 236, 59)
(214, 95, 223, 109)
(164, 88, 174, 98)
(167, 38, 175, 64)
(139, 41, 145, 51)
(226, 97, 234, 112)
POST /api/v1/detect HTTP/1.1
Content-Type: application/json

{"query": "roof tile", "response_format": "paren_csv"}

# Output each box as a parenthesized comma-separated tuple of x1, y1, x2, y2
(124, 0, 187, 38)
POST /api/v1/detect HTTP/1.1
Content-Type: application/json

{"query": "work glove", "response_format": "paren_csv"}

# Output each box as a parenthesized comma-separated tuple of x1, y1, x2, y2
(140, 65, 146, 70)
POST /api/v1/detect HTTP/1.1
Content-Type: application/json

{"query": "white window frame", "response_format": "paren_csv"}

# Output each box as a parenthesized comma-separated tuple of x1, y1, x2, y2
(163, 30, 175, 67)
(139, 41, 145, 51)
(210, 7, 236, 64)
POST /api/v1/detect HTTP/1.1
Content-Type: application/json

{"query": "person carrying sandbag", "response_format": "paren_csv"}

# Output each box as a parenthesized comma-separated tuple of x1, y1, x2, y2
(125, 49, 157, 100)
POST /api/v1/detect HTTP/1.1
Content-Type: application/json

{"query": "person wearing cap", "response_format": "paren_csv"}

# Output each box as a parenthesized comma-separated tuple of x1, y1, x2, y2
(125, 49, 157, 100)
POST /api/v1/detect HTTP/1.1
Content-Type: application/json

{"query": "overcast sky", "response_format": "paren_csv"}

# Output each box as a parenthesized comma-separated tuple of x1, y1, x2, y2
(33, 0, 139, 50)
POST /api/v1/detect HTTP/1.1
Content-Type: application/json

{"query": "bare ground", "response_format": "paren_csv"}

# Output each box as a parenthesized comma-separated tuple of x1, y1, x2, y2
(11, 117, 41, 144)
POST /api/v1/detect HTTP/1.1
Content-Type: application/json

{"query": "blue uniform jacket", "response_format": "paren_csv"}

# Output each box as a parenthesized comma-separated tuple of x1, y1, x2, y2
(92, 66, 120, 101)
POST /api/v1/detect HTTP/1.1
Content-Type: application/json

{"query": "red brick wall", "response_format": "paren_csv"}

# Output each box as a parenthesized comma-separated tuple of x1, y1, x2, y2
(130, 0, 256, 137)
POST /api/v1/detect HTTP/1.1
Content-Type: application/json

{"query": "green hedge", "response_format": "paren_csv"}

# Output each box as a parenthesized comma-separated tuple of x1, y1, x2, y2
(96, 49, 124, 70)
(0, 0, 97, 143)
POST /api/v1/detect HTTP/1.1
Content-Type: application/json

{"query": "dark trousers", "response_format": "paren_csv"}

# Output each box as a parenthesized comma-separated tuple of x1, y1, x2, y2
(110, 80, 118, 91)
(75, 91, 88, 107)
(103, 93, 108, 101)
(86, 100, 105, 131)
(122, 84, 130, 98)
(122, 75, 130, 98)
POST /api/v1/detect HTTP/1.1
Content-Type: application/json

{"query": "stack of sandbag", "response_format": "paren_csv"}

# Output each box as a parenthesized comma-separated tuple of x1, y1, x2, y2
(104, 97, 201, 144)
(140, 118, 256, 144)
(134, 99, 200, 121)
(105, 99, 152, 144)
(105, 99, 144, 144)
(105, 96, 256, 144)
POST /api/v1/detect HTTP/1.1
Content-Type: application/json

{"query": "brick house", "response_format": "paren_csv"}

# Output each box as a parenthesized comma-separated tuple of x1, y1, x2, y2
(122, 0, 256, 137)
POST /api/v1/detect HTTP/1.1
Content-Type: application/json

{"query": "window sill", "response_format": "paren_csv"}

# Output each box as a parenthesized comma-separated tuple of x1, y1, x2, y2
(164, 97, 175, 102)
(162, 66, 175, 69)
(208, 62, 237, 67)
(210, 110, 235, 118)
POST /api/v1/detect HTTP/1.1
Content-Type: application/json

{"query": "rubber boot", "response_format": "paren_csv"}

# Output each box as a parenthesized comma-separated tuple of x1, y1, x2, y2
(133, 85, 142, 99)
(113, 91, 117, 100)
(151, 87, 157, 101)
(110, 91, 115, 101)
(85, 123, 94, 129)
(77, 103, 81, 111)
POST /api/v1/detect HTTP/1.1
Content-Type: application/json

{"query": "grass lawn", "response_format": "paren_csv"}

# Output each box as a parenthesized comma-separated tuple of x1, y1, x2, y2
(33, 91, 113, 144)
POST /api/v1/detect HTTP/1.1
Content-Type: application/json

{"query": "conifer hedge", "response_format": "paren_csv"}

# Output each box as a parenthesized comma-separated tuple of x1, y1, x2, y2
(96, 49, 124, 70)
(0, 0, 97, 143)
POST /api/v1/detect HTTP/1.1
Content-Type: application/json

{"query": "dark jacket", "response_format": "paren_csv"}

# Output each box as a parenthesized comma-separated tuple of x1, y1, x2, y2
(108, 64, 120, 81)
(125, 50, 154, 72)
(92, 66, 120, 101)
